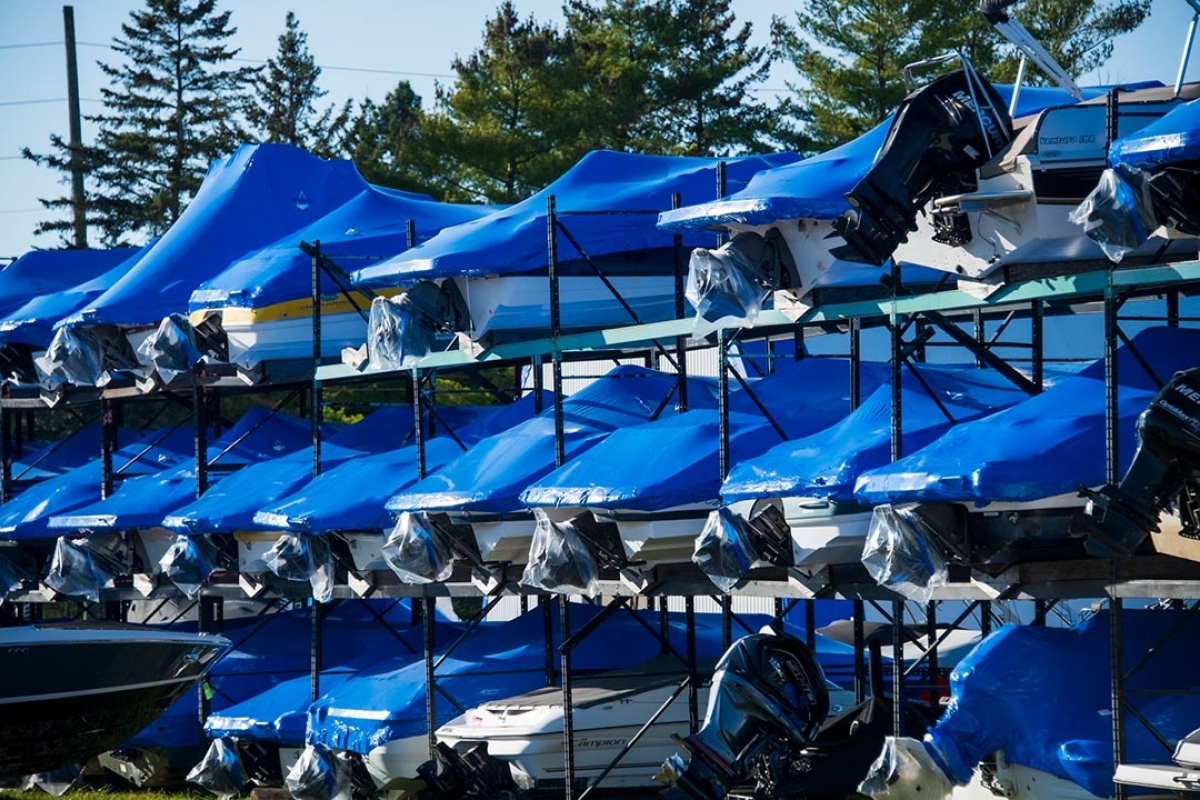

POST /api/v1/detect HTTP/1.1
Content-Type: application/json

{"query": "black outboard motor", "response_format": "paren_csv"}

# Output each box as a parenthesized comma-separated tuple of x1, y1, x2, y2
(833, 68, 1013, 266)
(1072, 367, 1200, 558)
(669, 632, 830, 800)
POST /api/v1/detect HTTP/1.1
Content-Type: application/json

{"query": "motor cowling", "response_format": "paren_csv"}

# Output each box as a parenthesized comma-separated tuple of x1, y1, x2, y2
(671, 632, 830, 800)
(1074, 367, 1200, 557)
(833, 69, 1013, 266)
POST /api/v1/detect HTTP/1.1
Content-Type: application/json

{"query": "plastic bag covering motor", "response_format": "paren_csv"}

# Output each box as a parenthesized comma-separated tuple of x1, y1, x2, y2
(1071, 366, 1200, 558)
(693, 505, 794, 591)
(160, 533, 236, 598)
(34, 324, 143, 389)
(520, 507, 604, 597)
(382, 511, 454, 584)
(43, 532, 137, 602)
(686, 229, 799, 335)
(135, 312, 204, 385)
(861, 505, 950, 603)
(262, 532, 334, 603)
(285, 744, 352, 800)
(857, 609, 1200, 800)
(833, 69, 1013, 266)
(365, 281, 465, 370)
(187, 737, 247, 799)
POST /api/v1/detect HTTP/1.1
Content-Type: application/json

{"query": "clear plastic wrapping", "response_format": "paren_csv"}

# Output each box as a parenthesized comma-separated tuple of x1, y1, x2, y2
(186, 737, 247, 799)
(858, 736, 954, 800)
(135, 312, 203, 385)
(366, 281, 460, 370)
(685, 232, 772, 337)
(160, 533, 235, 598)
(284, 744, 352, 800)
(520, 508, 601, 597)
(34, 324, 143, 389)
(693, 507, 793, 591)
(1070, 165, 1158, 263)
(860, 505, 949, 603)
(382, 511, 454, 584)
(263, 532, 334, 603)
(43, 533, 135, 602)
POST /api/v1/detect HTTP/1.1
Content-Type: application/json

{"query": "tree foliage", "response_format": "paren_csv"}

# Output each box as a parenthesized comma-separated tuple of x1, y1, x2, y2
(244, 11, 352, 159)
(773, 0, 1150, 152)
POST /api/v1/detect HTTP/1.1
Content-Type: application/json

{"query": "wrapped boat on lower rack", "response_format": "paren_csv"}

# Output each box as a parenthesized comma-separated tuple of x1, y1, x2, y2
(852, 326, 1200, 597)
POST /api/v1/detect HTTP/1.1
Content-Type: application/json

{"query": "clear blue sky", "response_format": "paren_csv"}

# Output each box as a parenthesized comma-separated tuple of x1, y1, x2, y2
(0, 0, 1196, 258)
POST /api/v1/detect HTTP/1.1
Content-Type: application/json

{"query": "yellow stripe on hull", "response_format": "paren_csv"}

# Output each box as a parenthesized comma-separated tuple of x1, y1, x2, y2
(191, 288, 400, 327)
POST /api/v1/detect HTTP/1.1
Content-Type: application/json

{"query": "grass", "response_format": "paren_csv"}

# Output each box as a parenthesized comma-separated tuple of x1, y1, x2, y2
(0, 789, 211, 800)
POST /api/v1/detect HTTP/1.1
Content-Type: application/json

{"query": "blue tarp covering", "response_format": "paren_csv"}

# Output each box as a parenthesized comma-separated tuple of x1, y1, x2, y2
(520, 358, 890, 512)
(657, 85, 1142, 231)
(57, 144, 366, 328)
(923, 609, 1200, 798)
(125, 600, 423, 750)
(0, 426, 200, 541)
(189, 186, 490, 312)
(0, 244, 151, 346)
(0, 248, 136, 324)
(47, 408, 322, 531)
(384, 365, 718, 515)
(721, 365, 1035, 504)
(855, 326, 1200, 505)
(254, 394, 549, 532)
(1110, 97, 1200, 169)
(162, 403, 527, 535)
(7, 423, 127, 483)
(307, 604, 747, 754)
(351, 150, 799, 287)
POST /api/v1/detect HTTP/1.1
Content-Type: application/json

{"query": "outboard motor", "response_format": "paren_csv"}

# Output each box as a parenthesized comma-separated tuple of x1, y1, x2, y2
(667, 631, 830, 800)
(833, 67, 1013, 266)
(1072, 367, 1200, 558)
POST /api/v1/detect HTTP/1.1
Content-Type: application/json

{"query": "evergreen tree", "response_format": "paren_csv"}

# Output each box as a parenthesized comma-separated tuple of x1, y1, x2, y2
(423, 2, 573, 203)
(25, 0, 256, 246)
(343, 81, 446, 198)
(773, 0, 1149, 153)
(244, 12, 352, 159)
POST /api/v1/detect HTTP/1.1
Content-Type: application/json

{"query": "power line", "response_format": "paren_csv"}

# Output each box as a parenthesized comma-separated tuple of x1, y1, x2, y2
(0, 41, 61, 50)
(0, 97, 103, 107)
(230, 55, 453, 79)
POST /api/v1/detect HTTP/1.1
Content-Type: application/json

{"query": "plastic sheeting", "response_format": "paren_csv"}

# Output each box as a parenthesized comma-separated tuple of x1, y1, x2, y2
(43, 532, 135, 601)
(519, 508, 603, 596)
(47, 407, 321, 532)
(521, 358, 889, 513)
(189, 185, 488, 313)
(351, 150, 798, 287)
(722, 365, 1035, 504)
(0, 425, 199, 541)
(855, 326, 1200, 505)
(657, 85, 1130, 232)
(34, 323, 144, 389)
(860, 506, 951, 604)
(162, 405, 419, 535)
(919, 609, 1200, 798)
(251, 395, 547, 533)
(0, 246, 146, 347)
(134, 312, 204, 385)
(55, 144, 366, 329)
(386, 365, 719, 516)
(306, 604, 740, 755)
(285, 744, 352, 800)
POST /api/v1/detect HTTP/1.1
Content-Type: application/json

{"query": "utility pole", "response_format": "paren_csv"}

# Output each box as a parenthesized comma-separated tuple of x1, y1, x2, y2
(63, 5, 87, 248)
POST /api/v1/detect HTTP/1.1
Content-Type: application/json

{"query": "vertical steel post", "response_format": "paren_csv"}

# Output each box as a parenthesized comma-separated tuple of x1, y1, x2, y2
(310, 601, 324, 702)
(686, 596, 699, 732)
(973, 309, 984, 369)
(854, 599, 866, 702)
(892, 599, 906, 736)
(1111, 595, 1127, 800)
(560, 596, 576, 800)
(544, 599, 555, 686)
(850, 318, 861, 410)
(672, 193, 688, 411)
(718, 331, 730, 480)
(981, 600, 992, 637)
(101, 397, 115, 499)
(424, 596, 437, 758)
(721, 595, 732, 650)
(548, 197, 565, 467)
(1168, 290, 1181, 328)
(194, 385, 209, 496)
(926, 601, 940, 704)
(890, 262, 903, 463)
(1105, 285, 1119, 484)
(413, 369, 427, 480)
(805, 599, 816, 652)
(311, 240, 323, 478)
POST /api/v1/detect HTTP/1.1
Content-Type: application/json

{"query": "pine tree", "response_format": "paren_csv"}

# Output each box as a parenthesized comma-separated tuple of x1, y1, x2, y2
(344, 81, 446, 197)
(772, 0, 1149, 153)
(423, 1, 573, 204)
(25, 0, 256, 246)
(244, 12, 351, 159)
